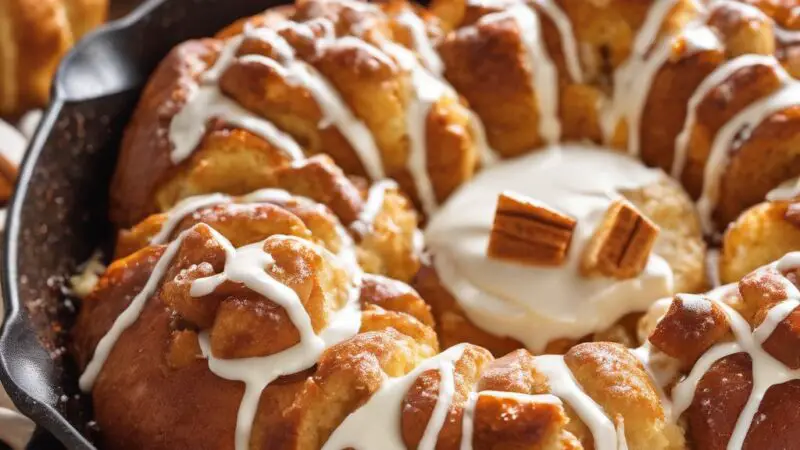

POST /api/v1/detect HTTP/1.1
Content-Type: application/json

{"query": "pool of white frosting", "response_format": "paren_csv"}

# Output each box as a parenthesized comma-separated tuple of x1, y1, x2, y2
(425, 145, 674, 351)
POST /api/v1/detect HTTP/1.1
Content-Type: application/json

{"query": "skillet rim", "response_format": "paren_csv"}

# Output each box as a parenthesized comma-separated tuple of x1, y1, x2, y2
(0, 0, 171, 448)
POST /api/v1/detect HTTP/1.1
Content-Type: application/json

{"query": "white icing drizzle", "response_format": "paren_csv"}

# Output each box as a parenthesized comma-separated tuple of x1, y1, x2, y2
(78, 228, 196, 391)
(195, 230, 362, 450)
(776, 251, 800, 271)
(534, 355, 623, 450)
(322, 344, 466, 450)
(395, 10, 444, 76)
(774, 26, 800, 45)
(414, 229, 430, 266)
(170, 17, 392, 182)
(240, 50, 387, 181)
(330, 36, 399, 69)
(169, 35, 304, 164)
(612, 24, 722, 158)
(671, 264, 800, 450)
(481, 4, 561, 145)
(753, 299, 800, 342)
(418, 359, 456, 450)
(600, 0, 680, 146)
(351, 179, 398, 236)
(635, 0, 681, 57)
(470, 109, 501, 166)
(532, 0, 583, 83)
(672, 54, 781, 179)
(707, 0, 767, 23)
(766, 175, 800, 202)
(425, 145, 674, 351)
(150, 193, 231, 245)
(82, 219, 363, 450)
(243, 25, 297, 62)
(616, 420, 629, 450)
(458, 391, 563, 450)
(709, 0, 800, 47)
(380, 41, 453, 214)
(150, 188, 360, 275)
(696, 70, 800, 233)
(706, 248, 722, 288)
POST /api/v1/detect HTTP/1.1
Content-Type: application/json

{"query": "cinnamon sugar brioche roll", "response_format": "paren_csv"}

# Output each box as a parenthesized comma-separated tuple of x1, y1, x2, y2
(110, 0, 482, 226)
(639, 253, 800, 449)
(417, 145, 707, 355)
(73, 192, 433, 450)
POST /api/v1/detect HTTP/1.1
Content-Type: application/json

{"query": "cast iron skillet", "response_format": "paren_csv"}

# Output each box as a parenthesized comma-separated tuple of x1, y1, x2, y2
(0, 0, 290, 447)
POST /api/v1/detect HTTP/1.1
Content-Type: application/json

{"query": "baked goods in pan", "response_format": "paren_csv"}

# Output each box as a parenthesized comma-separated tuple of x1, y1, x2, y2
(72, 0, 800, 448)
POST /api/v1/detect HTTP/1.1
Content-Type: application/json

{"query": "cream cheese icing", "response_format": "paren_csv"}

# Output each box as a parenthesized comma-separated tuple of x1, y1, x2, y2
(425, 145, 674, 351)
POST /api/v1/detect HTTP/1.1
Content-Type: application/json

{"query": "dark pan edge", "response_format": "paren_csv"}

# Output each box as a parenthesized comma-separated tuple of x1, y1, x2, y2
(0, 98, 93, 449)
(0, 0, 171, 447)
(0, 0, 311, 447)
(53, 0, 167, 102)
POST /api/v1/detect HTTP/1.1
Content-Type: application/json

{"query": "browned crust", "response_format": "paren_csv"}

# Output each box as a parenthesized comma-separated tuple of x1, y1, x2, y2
(639, 46, 725, 174)
(720, 200, 800, 285)
(109, 39, 220, 227)
(716, 107, 800, 229)
(649, 262, 800, 448)
(648, 294, 731, 369)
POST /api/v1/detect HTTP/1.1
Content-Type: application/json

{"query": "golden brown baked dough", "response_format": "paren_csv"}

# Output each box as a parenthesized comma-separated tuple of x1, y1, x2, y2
(72, 1, 800, 448)
(114, 156, 421, 283)
(720, 197, 800, 284)
(0, 0, 108, 118)
(432, 0, 800, 231)
(109, 1, 477, 227)
(643, 258, 800, 449)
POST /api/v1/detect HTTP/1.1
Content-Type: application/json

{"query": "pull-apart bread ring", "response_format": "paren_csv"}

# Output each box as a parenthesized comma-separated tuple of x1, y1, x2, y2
(75, 0, 800, 448)
(107, 0, 800, 356)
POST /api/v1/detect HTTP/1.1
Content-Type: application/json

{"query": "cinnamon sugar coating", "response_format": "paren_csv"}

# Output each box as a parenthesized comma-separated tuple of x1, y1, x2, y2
(647, 260, 800, 448)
